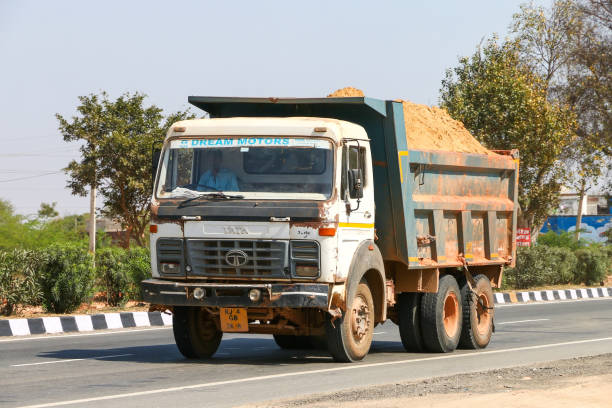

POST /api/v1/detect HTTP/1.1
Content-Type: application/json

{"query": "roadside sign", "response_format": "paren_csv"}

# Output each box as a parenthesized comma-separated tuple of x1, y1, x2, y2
(516, 228, 531, 246)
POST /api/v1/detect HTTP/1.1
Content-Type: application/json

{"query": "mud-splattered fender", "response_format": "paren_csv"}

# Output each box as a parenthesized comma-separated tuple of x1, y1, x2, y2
(330, 240, 386, 324)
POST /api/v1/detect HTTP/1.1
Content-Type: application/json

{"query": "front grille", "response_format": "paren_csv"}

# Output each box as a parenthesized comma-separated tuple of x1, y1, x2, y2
(186, 239, 288, 278)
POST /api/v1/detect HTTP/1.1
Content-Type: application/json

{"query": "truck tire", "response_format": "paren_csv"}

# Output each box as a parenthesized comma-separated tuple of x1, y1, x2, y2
(173, 306, 222, 359)
(325, 281, 375, 362)
(273, 335, 312, 350)
(398, 292, 424, 352)
(420, 275, 462, 353)
(458, 274, 494, 349)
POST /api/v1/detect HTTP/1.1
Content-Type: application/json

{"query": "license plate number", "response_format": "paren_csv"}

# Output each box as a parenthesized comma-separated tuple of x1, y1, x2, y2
(220, 308, 248, 332)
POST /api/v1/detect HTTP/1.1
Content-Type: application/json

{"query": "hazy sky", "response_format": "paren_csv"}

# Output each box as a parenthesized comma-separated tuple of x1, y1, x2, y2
(0, 0, 529, 216)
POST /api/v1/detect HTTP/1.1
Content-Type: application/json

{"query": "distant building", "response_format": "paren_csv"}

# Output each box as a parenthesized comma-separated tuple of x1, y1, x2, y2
(542, 188, 611, 243)
(556, 188, 610, 216)
(86, 217, 129, 247)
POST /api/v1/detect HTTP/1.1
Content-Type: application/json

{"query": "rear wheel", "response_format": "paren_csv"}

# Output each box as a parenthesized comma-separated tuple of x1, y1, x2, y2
(326, 281, 375, 362)
(420, 275, 462, 353)
(173, 307, 223, 359)
(398, 292, 424, 352)
(458, 274, 494, 349)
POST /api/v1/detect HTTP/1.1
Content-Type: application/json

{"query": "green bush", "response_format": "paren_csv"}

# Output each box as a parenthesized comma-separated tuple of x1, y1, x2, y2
(96, 247, 129, 306)
(504, 245, 578, 289)
(124, 247, 151, 301)
(537, 230, 588, 251)
(95, 247, 151, 305)
(574, 247, 609, 285)
(39, 244, 94, 313)
(0, 249, 43, 315)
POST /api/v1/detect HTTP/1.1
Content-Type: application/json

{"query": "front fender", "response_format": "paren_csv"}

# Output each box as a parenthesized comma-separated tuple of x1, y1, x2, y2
(344, 240, 386, 323)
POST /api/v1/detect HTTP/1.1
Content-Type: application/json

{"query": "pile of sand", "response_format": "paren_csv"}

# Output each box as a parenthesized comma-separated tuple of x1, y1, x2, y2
(327, 87, 494, 155)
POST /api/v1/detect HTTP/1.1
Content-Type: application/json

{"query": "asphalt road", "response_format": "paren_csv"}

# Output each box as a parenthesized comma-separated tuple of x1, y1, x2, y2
(2, 298, 612, 408)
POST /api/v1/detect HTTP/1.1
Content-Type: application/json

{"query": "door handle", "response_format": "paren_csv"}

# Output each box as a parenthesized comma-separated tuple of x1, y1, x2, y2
(364, 211, 372, 219)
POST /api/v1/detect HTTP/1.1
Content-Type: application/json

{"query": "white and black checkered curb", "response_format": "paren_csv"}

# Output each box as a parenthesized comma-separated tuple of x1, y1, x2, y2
(493, 287, 612, 304)
(0, 311, 172, 337)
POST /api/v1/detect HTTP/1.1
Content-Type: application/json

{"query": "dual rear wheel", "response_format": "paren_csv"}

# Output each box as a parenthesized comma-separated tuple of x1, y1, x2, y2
(398, 274, 494, 353)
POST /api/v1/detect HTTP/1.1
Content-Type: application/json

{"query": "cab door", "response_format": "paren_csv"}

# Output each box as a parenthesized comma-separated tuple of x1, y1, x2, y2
(337, 141, 376, 276)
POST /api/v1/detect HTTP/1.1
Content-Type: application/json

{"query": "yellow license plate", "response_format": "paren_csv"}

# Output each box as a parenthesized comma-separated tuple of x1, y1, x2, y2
(220, 308, 248, 332)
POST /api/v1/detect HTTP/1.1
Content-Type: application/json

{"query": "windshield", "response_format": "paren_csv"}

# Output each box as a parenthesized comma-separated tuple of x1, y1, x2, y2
(156, 137, 334, 200)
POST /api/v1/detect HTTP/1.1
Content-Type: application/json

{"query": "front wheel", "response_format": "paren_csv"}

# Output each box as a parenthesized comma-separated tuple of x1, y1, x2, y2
(325, 281, 375, 362)
(173, 307, 223, 359)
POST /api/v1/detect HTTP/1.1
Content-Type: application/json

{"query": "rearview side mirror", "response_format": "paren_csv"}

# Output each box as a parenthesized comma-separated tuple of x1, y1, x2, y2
(348, 168, 364, 199)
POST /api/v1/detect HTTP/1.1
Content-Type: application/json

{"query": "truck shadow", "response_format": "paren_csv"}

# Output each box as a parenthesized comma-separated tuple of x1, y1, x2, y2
(36, 338, 406, 366)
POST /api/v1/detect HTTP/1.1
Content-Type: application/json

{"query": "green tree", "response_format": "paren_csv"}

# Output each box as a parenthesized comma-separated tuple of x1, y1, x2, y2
(38, 202, 59, 219)
(512, 0, 611, 238)
(57, 92, 195, 247)
(440, 38, 577, 235)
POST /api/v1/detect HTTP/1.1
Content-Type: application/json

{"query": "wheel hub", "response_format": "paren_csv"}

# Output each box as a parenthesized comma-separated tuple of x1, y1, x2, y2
(443, 292, 459, 338)
(351, 296, 371, 341)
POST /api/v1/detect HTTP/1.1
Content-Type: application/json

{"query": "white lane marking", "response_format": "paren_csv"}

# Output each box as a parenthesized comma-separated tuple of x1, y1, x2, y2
(16, 336, 612, 408)
(374, 332, 386, 335)
(496, 319, 550, 325)
(0, 326, 172, 343)
(11, 353, 134, 367)
(496, 297, 612, 308)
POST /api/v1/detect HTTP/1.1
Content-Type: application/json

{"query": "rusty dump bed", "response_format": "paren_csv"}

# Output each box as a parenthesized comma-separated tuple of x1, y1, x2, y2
(189, 96, 519, 270)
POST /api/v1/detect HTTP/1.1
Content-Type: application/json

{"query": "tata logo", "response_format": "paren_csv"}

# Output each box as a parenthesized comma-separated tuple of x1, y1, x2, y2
(224, 226, 248, 235)
(225, 250, 248, 267)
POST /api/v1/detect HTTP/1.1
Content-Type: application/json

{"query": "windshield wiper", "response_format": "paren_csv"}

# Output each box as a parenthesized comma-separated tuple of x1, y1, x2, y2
(177, 193, 245, 209)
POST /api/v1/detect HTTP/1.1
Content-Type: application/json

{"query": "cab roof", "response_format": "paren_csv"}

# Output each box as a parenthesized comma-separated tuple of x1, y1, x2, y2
(166, 116, 368, 143)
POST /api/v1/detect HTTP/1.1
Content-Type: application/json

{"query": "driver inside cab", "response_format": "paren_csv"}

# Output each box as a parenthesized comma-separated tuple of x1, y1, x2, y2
(197, 150, 239, 191)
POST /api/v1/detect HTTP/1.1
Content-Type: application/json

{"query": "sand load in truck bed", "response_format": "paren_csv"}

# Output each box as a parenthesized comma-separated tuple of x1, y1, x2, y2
(327, 87, 494, 155)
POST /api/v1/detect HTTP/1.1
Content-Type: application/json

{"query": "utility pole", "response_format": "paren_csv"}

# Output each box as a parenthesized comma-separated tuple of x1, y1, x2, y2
(89, 184, 96, 254)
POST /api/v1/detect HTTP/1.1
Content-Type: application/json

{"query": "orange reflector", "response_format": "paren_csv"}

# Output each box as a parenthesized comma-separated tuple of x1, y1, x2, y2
(368, 244, 374, 251)
(173, 126, 186, 132)
(149, 224, 158, 233)
(318, 227, 336, 236)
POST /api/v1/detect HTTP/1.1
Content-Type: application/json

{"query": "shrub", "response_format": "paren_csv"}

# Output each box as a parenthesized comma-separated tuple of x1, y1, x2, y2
(95, 247, 151, 305)
(124, 247, 151, 301)
(504, 245, 578, 289)
(96, 247, 129, 306)
(0, 249, 43, 315)
(574, 247, 609, 285)
(39, 244, 94, 313)
(537, 230, 587, 251)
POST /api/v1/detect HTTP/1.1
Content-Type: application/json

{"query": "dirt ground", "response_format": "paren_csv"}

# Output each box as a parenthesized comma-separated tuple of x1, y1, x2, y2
(243, 354, 612, 408)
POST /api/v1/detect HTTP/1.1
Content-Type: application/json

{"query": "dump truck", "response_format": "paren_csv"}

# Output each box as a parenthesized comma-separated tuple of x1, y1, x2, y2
(142, 96, 518, 362)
